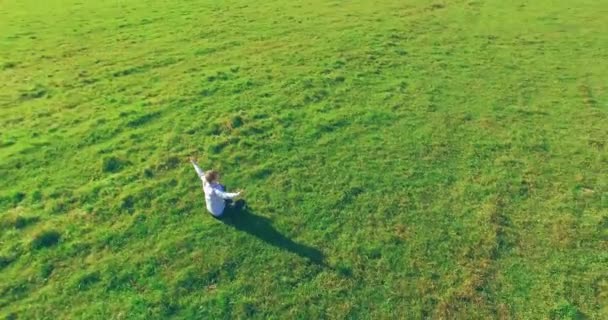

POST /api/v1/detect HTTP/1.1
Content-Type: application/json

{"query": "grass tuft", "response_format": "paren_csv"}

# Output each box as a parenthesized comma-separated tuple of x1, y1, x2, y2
(101, 156, 128, 173)
(31, 230, 61, 249)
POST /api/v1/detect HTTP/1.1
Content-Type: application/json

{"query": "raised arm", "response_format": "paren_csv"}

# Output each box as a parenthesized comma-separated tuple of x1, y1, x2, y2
(190, 158, 205, 181)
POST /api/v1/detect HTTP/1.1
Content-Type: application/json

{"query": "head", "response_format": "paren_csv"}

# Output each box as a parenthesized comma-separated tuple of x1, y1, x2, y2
(205, 170, 220, 183)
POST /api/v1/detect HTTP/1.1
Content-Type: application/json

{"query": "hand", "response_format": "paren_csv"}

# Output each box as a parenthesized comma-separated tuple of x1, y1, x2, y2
(236, 189, 245, 197)
(188, 156, 196, 163)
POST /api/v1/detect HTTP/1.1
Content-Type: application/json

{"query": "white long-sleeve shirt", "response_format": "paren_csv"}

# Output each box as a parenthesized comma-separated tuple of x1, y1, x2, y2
(191, 161, 240, 216)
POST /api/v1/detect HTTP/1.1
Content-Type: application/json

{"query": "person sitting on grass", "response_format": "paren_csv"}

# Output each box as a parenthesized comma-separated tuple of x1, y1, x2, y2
(190, 156, 244, 219)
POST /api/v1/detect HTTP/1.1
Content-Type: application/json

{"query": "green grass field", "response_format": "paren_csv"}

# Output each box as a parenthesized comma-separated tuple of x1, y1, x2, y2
(1, 0, 607, 318)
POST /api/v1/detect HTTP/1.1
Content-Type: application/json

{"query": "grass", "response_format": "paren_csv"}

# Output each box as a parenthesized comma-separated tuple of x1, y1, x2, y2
(1, 0, 607, 318)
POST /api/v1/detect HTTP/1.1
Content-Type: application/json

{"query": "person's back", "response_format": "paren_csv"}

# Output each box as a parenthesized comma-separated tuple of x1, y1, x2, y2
(190, 157, 241, 218)
(202, 179, 231, 216)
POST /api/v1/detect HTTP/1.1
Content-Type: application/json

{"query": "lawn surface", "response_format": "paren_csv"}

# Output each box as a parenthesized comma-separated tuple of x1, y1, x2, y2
(1, 0, 607, 318)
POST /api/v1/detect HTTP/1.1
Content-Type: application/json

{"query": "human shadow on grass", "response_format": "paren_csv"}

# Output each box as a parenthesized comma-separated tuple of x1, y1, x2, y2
(220, 200, 325, 266)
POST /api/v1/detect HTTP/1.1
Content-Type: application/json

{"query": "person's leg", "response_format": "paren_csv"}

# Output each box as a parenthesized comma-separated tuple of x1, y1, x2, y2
(234, 199, 246, 211)
(222, 199, 246, 221)
(220, 205, 235, 222)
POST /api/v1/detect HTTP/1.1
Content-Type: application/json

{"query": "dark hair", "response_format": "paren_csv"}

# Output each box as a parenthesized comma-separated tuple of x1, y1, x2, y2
(205, 170, 219, 182)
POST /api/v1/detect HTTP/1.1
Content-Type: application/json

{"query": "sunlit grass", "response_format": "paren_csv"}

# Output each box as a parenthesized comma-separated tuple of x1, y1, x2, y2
(1, 0, 607, 318)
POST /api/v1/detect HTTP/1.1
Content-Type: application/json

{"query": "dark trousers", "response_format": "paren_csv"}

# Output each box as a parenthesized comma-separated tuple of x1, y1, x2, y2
(213, 199, 246, 221)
